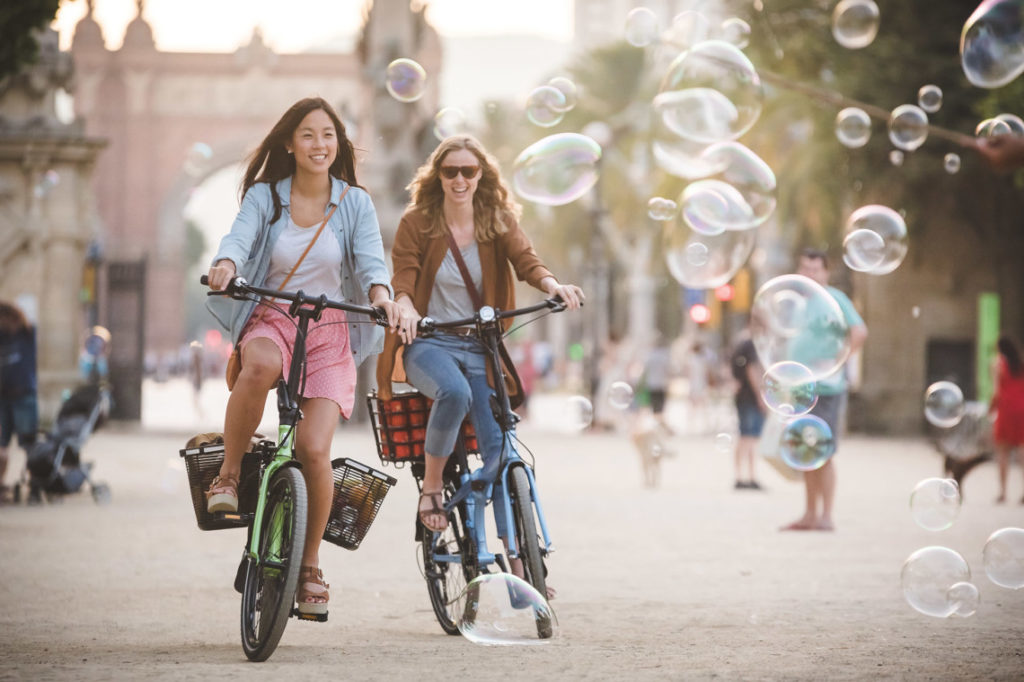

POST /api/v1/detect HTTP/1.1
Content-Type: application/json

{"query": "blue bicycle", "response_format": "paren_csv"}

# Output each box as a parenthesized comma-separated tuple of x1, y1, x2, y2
(369, 298, 567, 638)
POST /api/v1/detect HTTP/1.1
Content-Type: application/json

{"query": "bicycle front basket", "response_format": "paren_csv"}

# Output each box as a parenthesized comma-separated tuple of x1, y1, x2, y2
(322, 457, 398, 550)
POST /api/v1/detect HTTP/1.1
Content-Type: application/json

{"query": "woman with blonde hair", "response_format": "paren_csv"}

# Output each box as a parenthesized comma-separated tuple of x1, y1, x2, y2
(376, 136, 582, 588)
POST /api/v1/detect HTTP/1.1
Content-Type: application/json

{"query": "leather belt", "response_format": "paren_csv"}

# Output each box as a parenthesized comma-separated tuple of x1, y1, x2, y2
(435, 326, 476, 337)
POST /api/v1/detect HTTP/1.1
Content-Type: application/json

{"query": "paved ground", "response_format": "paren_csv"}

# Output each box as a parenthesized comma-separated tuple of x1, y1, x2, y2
(1, 379, 1022, 680)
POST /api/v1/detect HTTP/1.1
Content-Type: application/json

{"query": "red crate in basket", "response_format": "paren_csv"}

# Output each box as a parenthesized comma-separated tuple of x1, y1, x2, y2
(369, 390, 478, 464)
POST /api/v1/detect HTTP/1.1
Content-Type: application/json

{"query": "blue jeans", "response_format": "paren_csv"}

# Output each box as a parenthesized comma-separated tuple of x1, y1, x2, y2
(0, 394, 39, 448)
(403, 334, 511, 536)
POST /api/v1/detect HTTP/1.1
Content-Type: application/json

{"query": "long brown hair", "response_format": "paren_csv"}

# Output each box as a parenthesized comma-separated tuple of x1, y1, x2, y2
(406, 135, 521, 241)
(0, 301, 30, 335)
(998, 335, 1023, 376)
(240, 97, 362, 223)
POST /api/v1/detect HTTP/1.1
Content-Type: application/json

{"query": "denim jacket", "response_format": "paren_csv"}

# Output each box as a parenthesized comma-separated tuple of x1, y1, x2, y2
(206, 176, 392, 367)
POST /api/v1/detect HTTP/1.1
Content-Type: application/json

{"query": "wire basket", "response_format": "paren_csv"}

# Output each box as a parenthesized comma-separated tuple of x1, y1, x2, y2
(323, 457, 398, 550)
(367, 390, 478, 465)
(179, 441, 262, 531)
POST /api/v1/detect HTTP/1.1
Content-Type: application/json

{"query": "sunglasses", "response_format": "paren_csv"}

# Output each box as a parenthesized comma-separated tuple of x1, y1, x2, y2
(440, 165, 481, 179)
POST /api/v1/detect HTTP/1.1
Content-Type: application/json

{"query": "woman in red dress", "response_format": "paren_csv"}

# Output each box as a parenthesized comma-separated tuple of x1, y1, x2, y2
(990, 335, 1024, 503)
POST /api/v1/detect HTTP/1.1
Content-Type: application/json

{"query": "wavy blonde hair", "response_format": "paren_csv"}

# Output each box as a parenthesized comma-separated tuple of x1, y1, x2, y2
(406, 135, 522, 241)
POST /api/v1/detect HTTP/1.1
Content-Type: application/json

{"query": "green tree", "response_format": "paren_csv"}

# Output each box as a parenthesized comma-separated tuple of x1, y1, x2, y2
(0, 0, 61, 81)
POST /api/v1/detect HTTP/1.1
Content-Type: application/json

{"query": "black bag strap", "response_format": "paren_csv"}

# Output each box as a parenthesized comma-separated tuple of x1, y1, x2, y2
(443, 227, 483, 310)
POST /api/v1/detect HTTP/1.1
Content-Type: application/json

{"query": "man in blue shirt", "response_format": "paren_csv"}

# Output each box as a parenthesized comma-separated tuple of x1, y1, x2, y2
(781, 249, 868, 532)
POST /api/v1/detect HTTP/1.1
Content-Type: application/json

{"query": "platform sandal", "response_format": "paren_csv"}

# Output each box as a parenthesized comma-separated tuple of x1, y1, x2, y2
(297, 566, 330, 615)
(418, 490, 448, 533)
(205, 473, 239, 513)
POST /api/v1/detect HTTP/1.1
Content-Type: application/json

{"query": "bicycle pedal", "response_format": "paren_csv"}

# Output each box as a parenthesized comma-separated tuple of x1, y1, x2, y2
(292, 608, 328, 622)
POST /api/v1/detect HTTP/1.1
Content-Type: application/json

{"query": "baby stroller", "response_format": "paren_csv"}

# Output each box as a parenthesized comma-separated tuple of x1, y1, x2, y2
(14, 383, 111, 504)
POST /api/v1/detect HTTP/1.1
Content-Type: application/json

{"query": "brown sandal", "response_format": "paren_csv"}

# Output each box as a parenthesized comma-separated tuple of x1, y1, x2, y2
(205, 473, 239, 513)
(297, 566, 330, 615)
(418, 490, 448, 533)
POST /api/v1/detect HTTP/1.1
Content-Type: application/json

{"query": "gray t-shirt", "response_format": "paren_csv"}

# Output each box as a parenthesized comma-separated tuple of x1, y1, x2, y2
(427, 242, 483, 323)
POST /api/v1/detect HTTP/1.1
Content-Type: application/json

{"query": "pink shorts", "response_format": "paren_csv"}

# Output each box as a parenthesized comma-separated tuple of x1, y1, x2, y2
(239, 305, 357, 418)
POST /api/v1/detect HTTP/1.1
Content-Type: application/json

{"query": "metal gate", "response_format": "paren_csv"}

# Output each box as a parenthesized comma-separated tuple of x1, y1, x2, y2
(106, 259, 146, 420)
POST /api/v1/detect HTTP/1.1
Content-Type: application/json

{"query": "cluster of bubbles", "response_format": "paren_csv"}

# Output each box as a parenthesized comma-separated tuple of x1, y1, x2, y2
(923, 381, 965, 428)
(525, 76, 578, 129)
(841, 205, 908, 274)
(457, 574, 558, 645)
(902, 527, 1024, 618)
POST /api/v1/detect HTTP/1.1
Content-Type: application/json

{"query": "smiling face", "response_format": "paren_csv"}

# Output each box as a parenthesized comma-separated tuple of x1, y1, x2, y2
(438, 148, 482, 207)
(286, 108, 338, 176)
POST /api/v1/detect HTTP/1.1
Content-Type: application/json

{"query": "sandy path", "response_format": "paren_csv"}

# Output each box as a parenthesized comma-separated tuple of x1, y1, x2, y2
(1, 397, 1022, 680)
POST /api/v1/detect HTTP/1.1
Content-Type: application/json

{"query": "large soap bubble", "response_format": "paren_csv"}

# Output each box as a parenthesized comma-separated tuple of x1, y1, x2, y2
(924, 381, 965, 428)
(690, 141, 777, 231)
(844, 205, 908, 275)
(512, 134, 601, 206)
(901, 546, 972, 618)
(458, 573, 558, 645)
(719, 17, 751, 49)
(433, 107, 467, 140)
(762, 361, 818, 417)
(385, 58, 426, 102)
(750, 275, 851, 381)
(655, 41, 763, 144)
(625, 6, 660, 47)
(982, 527, 1024, 589)
(909, 478, 961, 531)
(960, 0, 1024, 89)
(832, 0, 880, 49)
(843, 228, 886, 272)
(779, 415, 835, 471)
(651, 118, 721, 179)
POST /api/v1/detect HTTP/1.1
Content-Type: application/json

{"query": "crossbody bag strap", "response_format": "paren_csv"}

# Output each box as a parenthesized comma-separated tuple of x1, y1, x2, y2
(443, 227, 483, 310)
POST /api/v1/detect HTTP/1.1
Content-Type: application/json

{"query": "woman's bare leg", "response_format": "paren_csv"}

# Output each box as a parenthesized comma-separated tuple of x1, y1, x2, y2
(219, 338, 281, 479)
(294, 397, 339, 570)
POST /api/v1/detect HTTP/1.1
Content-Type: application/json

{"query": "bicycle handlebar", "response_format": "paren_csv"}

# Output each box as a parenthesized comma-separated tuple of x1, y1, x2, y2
(417, 297, 570, 335)
(200, 275, 389, 326)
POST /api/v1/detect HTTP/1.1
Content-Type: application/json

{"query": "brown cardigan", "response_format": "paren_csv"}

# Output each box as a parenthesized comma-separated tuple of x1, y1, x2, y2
(375, 209, 555, 399)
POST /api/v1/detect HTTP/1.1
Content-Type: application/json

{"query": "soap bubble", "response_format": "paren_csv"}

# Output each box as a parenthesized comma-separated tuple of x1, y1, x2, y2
(655, 41, 763, 144)
(762, 361, 818, 417)
(566, 395, 594, 431)
(625, 7, 659, 47)
(909, 478, 961, 531)
(888, 104, 929, 151)
(917, 84, 943, 113)
(960, 0, 1024, 89)
(995, 112, 1024, 134)
(976, 116, 1013, 137)
(835, 107, 872, 148)
(546, 77, 578, 112)
(512, 133, 601, 206)
(982, 527, 1024, 589)
(458, 574, 558, 645)
(679, 180, 751, 236)
(608, 381, 635, 410)
(666, 10, 712, 50)
(719, 17, 751, 49)
(924, 381, 965, 428)
(651, 120, 721, 179)
(779, 415, 835, 471)
(844, 205, 907, 275)
(526, 86, 567, 128)
(689, 141, 777, 231)
(832, 0, 880, 49)
(715, 432, 734, 452)
(385, 58, 426, 102)
(433, 107, 467, 140)
(944, 153, 962, 174)
(901, 546, 971, 618)
(945, 581, 980, 617)
(750, 275, 851, 380)
(647, 197, 678, 221)
(889, 149, 905, 166)
(184, 142, 213, 176)
(842, 228, 886, 272)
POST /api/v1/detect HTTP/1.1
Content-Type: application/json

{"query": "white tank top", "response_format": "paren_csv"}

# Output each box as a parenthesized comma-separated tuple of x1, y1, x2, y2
(265, 215, 343, 300)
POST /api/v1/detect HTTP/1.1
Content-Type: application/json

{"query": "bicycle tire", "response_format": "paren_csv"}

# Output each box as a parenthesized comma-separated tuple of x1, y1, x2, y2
(421, 497, 478, 635)
(240, 466, 308, 661)
(508, 465, 553, 639)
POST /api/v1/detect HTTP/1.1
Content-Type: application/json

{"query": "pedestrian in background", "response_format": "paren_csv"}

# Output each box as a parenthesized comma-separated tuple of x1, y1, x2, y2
(0, 301, 38, 502)
(990, 334, 1024, 504)
(730, 327, 764, 490)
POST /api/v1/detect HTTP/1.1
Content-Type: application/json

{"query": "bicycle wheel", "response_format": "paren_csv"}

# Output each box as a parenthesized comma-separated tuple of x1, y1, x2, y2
(240, 467, 307, 661)
(420, 499, 478, 635)
(508, 465, 553, 638)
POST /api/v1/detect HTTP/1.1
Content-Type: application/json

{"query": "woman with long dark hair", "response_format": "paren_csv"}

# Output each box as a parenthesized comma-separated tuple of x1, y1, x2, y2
(0, 301, 38, 502)
(204, 97, 400, 616)
(991, 334, 1024, 503)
